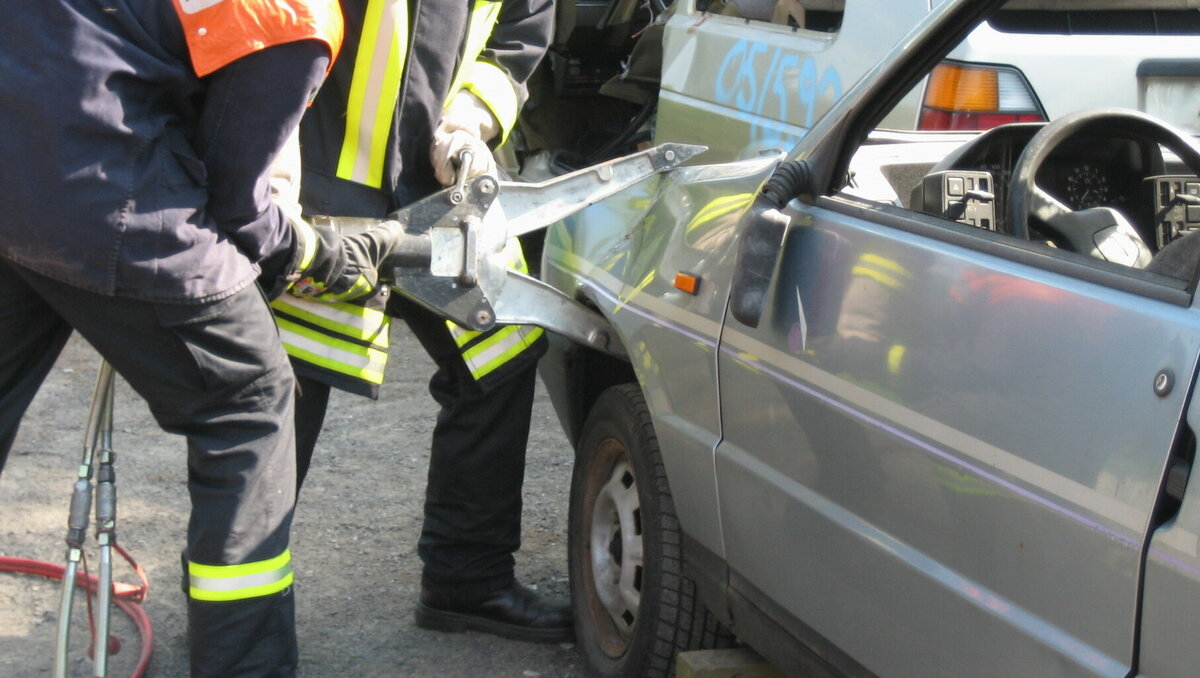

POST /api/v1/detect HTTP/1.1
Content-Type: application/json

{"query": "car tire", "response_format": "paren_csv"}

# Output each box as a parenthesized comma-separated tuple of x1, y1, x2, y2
(569, 384, 731, 678)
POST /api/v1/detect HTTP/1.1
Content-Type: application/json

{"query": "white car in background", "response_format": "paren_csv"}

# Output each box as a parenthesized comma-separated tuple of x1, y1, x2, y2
(889, 1, 1200, 133)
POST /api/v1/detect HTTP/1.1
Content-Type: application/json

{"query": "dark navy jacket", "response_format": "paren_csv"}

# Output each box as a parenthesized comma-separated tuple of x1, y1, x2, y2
(0, 0, 329, 303)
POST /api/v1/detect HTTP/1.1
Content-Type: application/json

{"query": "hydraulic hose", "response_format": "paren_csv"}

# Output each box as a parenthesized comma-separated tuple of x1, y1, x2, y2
(0, 547, 153, 678)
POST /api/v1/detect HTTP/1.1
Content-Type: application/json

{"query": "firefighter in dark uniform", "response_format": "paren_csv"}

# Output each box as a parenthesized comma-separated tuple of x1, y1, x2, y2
(0, 0, 400, 674)
(267, 0, 570, 642)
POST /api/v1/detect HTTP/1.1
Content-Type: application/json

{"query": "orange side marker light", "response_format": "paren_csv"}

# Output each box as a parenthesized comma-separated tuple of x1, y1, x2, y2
(674, 272, 700, 295)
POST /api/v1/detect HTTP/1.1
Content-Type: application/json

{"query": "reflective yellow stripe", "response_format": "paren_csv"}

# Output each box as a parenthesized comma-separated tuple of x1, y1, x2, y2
(293, 219, 318, 271)
(188, 550, 294, 602)
(851, 265, 901, 289)
(336, 0, 408, 187)
(271, 297, 389, 347)
(460, 324, 544, 380)
(339, 0, 505, 184)
(449, 323, 478, 348)
(276, 317, 388, 384)
(284, 342, 387, 384)
(446, 1, 503, 102)
(686, 193, 753, 234)
(445, 237, 530, 350)
(308, 274, 375, 303)
(463, 61, 519, 141)
(504, 238, 530, 274)
(859, 253, 911, 278)
(888, 343, 907, 376)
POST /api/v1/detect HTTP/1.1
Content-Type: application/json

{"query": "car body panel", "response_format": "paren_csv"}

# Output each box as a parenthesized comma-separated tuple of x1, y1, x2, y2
(542, 154, 781, 555)
(713, 191, 1200, 676)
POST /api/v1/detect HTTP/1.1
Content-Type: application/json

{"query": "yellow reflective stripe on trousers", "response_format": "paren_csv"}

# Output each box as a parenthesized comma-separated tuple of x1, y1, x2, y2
(271, 296, 389, 346)
(188, 550, 294, 602)
(276, 317, 388, 384)
(336, 0, 409, 187)
(456, 324, 544, 380)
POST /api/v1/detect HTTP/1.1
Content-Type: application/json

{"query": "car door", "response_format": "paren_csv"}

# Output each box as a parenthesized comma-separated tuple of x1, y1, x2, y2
(715, 186, 1200, 677)
(710, 5, 1200, 677)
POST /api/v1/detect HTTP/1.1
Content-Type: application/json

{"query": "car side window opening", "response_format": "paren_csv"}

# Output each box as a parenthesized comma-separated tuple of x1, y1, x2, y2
(839, 63, 1200, 288)
(693, 0, 843, 32)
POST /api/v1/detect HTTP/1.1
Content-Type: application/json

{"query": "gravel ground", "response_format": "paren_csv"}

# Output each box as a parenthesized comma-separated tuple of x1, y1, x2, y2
(0, 328, 582, 678)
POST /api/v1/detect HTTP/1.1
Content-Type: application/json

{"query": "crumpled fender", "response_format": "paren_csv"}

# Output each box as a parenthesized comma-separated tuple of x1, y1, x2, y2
(541, 152, 783, 358)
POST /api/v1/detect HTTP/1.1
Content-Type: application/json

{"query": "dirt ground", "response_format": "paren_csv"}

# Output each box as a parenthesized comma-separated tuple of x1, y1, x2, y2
(0, 328, 583, 677)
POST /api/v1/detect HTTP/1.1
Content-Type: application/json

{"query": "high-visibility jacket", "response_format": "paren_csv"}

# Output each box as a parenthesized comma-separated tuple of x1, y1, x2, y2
(0, 0, 341, 303)
(271, 0, 553, 397)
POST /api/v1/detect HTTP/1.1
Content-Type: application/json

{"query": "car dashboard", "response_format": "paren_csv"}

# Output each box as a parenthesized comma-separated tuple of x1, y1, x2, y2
(850, 123, 1200, 260)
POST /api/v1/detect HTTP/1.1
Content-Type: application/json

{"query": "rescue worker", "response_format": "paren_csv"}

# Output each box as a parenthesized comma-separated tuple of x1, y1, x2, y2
(266, 0, 571, 643)
(0, 1, 395, 674)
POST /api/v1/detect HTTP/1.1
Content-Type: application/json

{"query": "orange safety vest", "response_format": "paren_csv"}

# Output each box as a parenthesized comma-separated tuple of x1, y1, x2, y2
(171, 0, 344, 77)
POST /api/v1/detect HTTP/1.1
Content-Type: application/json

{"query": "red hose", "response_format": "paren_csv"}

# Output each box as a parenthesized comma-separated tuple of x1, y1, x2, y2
(0, 547, 153, 678)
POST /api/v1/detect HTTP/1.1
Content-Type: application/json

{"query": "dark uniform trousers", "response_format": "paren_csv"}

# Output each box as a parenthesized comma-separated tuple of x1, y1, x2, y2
(294, 294, 542, 601)
(0, 258, 300, 678)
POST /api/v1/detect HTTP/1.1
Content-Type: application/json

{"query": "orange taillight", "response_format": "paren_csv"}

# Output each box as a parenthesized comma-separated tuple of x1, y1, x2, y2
(925, 63, 1000, 112)
(919, 61, 1046, 131)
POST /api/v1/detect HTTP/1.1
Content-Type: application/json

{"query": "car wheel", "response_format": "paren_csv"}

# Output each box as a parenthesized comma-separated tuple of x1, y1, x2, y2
(569, 384, 730, 678)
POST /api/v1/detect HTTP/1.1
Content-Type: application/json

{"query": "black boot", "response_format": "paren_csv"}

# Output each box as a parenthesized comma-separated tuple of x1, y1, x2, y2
(415, 580, 573, 643)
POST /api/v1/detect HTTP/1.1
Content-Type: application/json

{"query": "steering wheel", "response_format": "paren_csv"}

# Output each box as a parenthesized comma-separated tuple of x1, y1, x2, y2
(1008, 109, 1200, 258)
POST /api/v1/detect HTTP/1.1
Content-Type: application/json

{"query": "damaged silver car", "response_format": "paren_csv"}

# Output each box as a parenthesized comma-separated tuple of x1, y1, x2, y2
(533, 1, 1200, 677)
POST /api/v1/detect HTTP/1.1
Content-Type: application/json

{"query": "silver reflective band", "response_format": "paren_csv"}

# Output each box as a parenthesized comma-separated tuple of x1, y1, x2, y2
(188, 560, 294, 601)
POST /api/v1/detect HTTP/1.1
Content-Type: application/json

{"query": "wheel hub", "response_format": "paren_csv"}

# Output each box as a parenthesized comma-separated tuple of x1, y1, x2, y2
(589, 457, 644, 643)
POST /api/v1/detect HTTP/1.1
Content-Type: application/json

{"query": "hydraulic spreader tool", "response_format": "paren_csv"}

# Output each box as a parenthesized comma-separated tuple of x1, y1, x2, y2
(322, 142, 706, 358)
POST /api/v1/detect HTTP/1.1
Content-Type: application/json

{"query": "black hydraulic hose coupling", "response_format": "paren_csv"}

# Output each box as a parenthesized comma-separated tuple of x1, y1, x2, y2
(760, 160, 811, 209)
(66, 479, 92, 547)
(96, 458, 116, 532)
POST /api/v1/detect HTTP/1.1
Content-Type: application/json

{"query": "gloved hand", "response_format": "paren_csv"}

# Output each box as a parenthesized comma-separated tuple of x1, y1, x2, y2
(430, 91, 501, 186)
(263, 126, 404, 302)
(430, 130, 497, 187)
(285, 217, 403, 301)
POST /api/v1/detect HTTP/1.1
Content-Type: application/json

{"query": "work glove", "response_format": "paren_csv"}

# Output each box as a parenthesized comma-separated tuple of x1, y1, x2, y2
(285, 217, 403, 302)
(261, 126, 404, 302)
(431, 91, 500, 186)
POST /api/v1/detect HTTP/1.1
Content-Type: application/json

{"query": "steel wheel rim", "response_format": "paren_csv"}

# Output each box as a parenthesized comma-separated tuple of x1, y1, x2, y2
(588, 440, 644, 654)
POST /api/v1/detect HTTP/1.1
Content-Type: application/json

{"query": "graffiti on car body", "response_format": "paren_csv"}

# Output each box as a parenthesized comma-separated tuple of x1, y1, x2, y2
(715, 38, 842, 147)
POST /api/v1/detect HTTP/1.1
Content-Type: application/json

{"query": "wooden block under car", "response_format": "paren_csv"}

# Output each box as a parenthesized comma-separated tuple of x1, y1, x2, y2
(676, 648, 788, 678)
